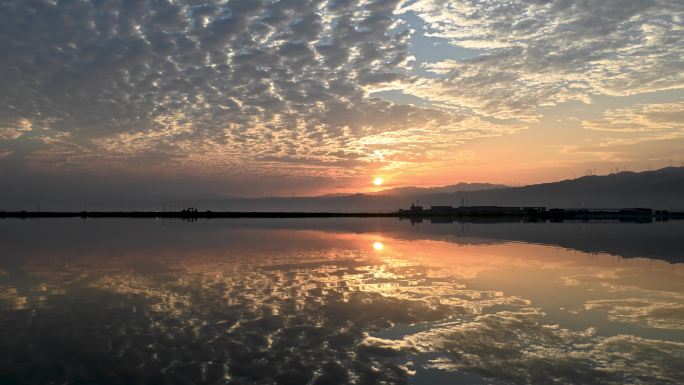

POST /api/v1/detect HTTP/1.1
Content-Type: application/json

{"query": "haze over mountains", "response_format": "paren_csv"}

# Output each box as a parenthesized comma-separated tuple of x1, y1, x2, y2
(369, 183, 509, 197)
(195, 167, 684, 212)
(1, 168, 682, 211)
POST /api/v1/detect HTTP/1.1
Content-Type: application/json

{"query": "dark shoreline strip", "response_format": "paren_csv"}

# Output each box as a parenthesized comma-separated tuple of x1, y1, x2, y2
(0, 211, 396, 219)
(0, 211, 681, 220)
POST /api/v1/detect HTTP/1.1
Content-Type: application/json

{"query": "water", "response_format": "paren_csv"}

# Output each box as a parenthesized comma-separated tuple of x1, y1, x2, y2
(1, 218, 683, 384)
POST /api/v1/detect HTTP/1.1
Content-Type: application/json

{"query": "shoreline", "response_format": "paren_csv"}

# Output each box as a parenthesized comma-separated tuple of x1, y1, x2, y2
(1, 210, 681, 221)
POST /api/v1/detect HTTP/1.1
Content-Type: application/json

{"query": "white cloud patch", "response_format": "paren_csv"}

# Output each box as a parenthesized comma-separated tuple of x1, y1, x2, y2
(0, 119, 33, 140)
(582, 100, 684, 135)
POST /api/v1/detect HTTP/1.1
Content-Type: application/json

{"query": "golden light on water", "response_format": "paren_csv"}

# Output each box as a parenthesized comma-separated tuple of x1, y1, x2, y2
(373, 241, 384, 251)
(373, 177, 384, 186)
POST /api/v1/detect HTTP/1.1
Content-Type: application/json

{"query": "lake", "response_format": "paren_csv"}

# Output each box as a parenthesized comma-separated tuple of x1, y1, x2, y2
(1, 218, 683, 384)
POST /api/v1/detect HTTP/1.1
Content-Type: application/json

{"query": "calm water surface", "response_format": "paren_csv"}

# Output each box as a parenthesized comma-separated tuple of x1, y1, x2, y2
(1, 219, 683, 384)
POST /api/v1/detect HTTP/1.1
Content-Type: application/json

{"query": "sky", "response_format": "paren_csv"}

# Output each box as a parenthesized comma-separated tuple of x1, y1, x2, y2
(1, 0, 683, 201)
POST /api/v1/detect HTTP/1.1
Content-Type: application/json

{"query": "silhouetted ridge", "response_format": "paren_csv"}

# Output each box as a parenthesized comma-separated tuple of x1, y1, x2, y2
(2, 167, 682, 212)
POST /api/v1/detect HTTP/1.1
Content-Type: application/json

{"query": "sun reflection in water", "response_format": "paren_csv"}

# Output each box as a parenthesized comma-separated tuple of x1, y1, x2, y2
(2, 225, 683, 385)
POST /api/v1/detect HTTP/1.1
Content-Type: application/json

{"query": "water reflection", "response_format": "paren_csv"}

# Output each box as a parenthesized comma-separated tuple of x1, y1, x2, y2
(0, 219, 682, 384)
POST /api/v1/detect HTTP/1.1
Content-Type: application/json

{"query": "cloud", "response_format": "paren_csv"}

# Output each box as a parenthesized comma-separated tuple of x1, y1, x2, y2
(0, 0, 519, 180)
(403, 0, 684, 121)
(1, 0, 682, 189)
(0, 119, 32, 140)
(582, 101, 684, 136)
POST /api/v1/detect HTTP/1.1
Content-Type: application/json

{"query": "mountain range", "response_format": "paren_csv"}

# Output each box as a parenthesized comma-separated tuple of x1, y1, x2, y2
(186, 167, 684, 212)
(2, 167, 682, 211)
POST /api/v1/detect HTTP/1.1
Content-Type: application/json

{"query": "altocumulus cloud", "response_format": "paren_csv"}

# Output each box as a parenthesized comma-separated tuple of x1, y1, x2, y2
(0, 0, 682, 183)
(404, 0, 684, 121)
(0, 0, 508, 179)
(582, 100, 684, 139)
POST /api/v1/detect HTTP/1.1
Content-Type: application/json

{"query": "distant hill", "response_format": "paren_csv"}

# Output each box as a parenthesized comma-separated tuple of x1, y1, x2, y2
(371, 182, 508, 197)
(189, 167, 684, 212)
(434, 167, 684, 210)
(3, 167, 681, 211)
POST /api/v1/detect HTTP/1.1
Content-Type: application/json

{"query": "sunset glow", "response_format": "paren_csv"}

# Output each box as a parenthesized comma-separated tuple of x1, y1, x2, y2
(0, 0, 681, 202)
(1, 2, 682, 382)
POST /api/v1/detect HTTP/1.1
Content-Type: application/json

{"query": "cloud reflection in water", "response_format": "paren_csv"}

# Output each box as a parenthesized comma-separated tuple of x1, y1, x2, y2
(0, 219, 682, 384)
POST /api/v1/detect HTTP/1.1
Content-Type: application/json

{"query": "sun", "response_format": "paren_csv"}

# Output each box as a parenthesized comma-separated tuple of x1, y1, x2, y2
(373, 241, 384, 251)
(373, 177, 384, 186)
